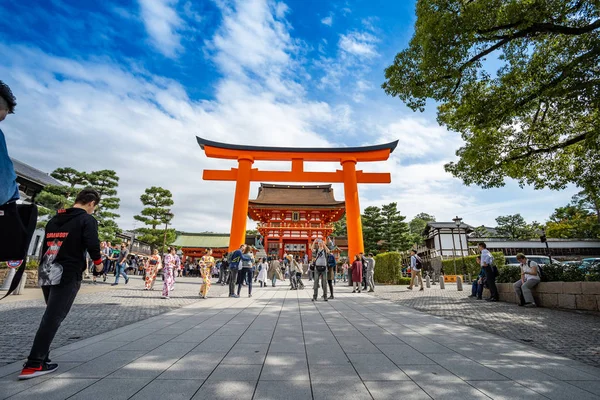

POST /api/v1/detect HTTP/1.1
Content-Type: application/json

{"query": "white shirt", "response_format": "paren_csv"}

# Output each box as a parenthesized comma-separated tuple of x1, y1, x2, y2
(480, 249, 493, 266)
(521, 260, 540, 281)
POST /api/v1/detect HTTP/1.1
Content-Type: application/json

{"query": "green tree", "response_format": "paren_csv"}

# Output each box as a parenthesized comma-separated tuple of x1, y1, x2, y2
(495, 214, 540, 239)
(380, 203, 411, 252)
(333, 214, 347, 237)
(361, 206, 384, 254)
(134, 187, 176, 252)
(383, 0, 600, 190)
(87, 170, 121, 241)
(472, 225, 491, 238)
(546, 204, 599, 238)
(408, 212, 436, 244)
(36, 168, 121, 239)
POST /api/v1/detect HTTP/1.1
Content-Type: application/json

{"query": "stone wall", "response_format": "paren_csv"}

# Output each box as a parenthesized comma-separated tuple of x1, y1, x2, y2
(493, 281, 600, 311)
(0, 269, 39, 288)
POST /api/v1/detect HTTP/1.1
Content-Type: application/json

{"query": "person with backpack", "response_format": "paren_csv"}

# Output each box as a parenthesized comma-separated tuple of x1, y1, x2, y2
(407, 250, 424, 291)
(228, 245, 244, 297)
(478, 242, 498, 301)
(468, 256, 486, 300)
(19, 189, 103, 380)
(237, 246, 255, 297)
(514, 253, 540, 307)
(311, 238, 330, 301)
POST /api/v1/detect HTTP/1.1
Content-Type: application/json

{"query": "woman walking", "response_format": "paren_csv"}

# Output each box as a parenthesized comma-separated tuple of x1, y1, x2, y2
(199, 248, 215, 298)
(162, 247, 178, 299)
(351, 255, 363, 293)
(144, 249, 161, 290)
(294, 256, 305, 289)
(257, 257, 268, 287)
(237, 246, 255, 297)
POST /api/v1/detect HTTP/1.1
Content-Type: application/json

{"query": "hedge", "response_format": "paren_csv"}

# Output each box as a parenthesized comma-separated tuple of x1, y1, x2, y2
(373, 252, 403, 284)
(441, 252, 506, 277)
(496, 263, 600, 283)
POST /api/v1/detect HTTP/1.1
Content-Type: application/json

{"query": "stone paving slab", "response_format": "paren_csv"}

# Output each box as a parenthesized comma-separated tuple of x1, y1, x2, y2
(1, 284, 600, 399)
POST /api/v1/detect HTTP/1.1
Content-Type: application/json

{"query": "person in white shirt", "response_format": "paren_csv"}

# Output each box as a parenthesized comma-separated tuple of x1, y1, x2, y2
(478, 242, 498, 301)
(513, 253, 540, 307)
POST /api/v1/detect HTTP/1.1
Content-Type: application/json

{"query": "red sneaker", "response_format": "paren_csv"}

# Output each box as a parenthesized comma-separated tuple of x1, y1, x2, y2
(18, 363, 58, 380)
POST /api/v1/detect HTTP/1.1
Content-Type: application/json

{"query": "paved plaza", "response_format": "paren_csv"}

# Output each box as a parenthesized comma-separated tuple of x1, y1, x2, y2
(1, 282, 600, 399)
(371, 284, 600, 368)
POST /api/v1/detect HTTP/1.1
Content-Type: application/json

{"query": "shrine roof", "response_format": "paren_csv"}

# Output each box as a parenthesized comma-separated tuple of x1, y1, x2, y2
(172, 233, 230, 248)
(248, 184, 345, 208)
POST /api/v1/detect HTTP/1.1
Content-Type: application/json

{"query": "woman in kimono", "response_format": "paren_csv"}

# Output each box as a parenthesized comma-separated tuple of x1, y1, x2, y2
(162, 247, 178, 299)
(257, 257, 268, 287)
(145, 249, 161, 290)
(199, 248, 215, 298)
(351, 255, 363, 293)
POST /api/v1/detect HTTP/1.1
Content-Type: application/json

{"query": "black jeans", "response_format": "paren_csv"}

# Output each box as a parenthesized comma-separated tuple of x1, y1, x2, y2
(484, 266, 498, 300)
(228, 269, 239, 296)
(237, 268, 252, 295)
(27, 280, 81, 367)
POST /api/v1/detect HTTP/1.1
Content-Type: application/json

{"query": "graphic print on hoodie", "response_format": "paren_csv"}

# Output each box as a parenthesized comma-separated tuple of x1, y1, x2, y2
(38, 208, 102, 286)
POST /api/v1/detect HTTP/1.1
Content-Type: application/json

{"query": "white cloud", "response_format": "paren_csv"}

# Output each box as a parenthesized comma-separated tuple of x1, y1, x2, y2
(321, 15, 333, 26)
(138, 0, 184, 58)
(339, 31, 378, 58)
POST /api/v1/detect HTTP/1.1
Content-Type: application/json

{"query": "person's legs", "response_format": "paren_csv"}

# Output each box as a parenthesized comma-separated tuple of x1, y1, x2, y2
(229, 269, 238, 296)
(26, 281, 81, 367)
(247, 271, 252, 296)
(408, 270, 416, 289)
(417, 271, 423, 289)
(368, 270, 375, 291)
(513, 280, 525, 305)
(521, 280, 539, 304)
(471, 281, 478, 297)
(162, 268, 173, 298)
(322, 269, 328, 299)
(313, 270, 320, 299)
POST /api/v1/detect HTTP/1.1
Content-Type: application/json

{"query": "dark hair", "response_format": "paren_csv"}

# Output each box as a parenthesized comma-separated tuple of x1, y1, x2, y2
(0, 81, 16, 113)
(516, 253, 526, 260)
(168, 246, 175, 252)
(75, 188, 101, 205)
(478, 242, 487, 249)
(410, 249, 416, 254)
(368, 253, 373, 257)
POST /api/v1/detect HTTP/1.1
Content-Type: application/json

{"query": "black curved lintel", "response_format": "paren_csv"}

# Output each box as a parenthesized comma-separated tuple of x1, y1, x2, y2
(196, 136, 398, 154)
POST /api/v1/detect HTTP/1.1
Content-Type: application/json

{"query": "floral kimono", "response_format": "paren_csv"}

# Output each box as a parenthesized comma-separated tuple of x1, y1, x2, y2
(145, 254, 161, 290)
(162, 254, 178, 298)
(199, 255, 215, 298)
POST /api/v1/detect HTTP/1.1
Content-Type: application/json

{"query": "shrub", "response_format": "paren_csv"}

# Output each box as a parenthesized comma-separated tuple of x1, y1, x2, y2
(497, 265, 520, 283)
(26, 259, 39, 270)
(373, 252, 403, 284)
(561, 265, 587, 282)
(397, 277, 411, 285)
(441, 252, 505, 277)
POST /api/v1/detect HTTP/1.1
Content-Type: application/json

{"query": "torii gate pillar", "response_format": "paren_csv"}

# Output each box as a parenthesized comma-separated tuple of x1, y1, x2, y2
(341, 158, 364, 260)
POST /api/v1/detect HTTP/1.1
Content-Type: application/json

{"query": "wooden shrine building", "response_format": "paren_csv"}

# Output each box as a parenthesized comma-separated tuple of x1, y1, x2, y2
(248, 184, 345, 259)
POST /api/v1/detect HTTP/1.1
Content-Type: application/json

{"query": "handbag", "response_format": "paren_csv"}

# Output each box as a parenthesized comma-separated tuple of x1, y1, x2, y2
(0, 202, 38, 299)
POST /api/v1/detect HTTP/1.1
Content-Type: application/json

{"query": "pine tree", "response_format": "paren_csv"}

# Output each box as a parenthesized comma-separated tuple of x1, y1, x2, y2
(361, 206, 383, 254)
(87, 170, 121, 241)
(408, 212, 436, 245)
(380, 203, 411, 251)
(134, 187, 176, 252)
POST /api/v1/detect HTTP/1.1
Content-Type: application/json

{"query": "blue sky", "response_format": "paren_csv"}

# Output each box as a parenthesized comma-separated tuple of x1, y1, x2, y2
(0, 0, 577, 232)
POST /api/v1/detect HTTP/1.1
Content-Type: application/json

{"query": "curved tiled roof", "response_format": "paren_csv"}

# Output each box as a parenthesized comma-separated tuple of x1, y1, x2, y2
(12, 158, 62, 187)
(249, 183, 345, 208)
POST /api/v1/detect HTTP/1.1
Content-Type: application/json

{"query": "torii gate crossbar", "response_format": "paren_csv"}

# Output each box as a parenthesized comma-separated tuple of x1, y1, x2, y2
(196, 137, 398, 259)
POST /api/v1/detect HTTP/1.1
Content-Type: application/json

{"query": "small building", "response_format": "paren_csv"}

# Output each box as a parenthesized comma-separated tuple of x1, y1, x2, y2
(423, 222, 473, 258)
(468, 238, 600, 259)
(116, 231, 152, 256)
(248, 184, 346, 259)
(172, 233, 231, 261)
(12, 158, 62, 202)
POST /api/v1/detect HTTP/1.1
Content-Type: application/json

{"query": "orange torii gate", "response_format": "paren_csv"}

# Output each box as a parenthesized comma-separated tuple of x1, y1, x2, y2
(196, 137, 398, 259)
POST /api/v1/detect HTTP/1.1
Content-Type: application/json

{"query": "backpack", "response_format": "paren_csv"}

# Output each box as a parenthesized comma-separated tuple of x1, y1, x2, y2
(529, 260, 543, 280)
(414, 255, 423, 270)
(327, 254, 336, 268)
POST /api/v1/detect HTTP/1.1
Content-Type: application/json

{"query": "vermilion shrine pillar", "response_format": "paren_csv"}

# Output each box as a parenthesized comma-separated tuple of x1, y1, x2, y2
(229, 157, 253, 251)
(341, 158, 364, 259)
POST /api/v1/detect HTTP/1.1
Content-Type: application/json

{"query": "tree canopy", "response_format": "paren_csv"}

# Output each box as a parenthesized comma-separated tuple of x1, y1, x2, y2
(134, 186, 176, 252)
(408, 212, 436, 244)
(495, 214, 541, 240)
(36, 167, 121, 240)
(383, 0, 600, 190)
(380, 203, 411, 252)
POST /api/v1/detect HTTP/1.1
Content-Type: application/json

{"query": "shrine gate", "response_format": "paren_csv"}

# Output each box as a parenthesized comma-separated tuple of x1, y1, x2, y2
(196, 137, 398, 259)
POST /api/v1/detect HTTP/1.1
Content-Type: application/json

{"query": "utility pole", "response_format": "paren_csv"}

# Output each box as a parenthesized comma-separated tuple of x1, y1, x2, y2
(540, 230, 552, 264)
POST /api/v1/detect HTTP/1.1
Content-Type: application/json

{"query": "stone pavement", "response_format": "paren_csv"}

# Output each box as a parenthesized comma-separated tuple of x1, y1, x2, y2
(1, 285, 600, 400)
(370, 284, 600, 367)
(0, 275, 229, 367)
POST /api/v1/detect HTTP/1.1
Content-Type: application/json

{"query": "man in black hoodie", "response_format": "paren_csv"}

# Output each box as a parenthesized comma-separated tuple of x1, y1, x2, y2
(19, 189, 103, 380)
